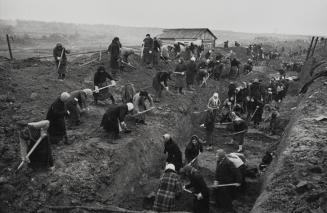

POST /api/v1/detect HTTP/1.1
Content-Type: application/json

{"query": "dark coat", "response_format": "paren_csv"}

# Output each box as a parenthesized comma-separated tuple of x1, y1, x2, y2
(20, 126, 53, 168)
(109, 40, 121, 69)
(152, 72, 170, 92)
(185, 141, 203, 163)
(100, 104, 129, 135)
(250, 82, 263, 101)
(164, 139, 183, 172)
(185, 170, 210, 213)
(46, 97, 67, 139)
(186, 60, 197, 85)
(204, 110, 215, 132)
(214, 157, 243, 209)
(175, 63, 187, 88)
(94, 71, 114, 86)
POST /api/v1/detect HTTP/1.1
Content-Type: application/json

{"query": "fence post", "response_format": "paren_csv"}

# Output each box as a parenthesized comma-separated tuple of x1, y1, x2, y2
(310, 37, 319, 57)
(305, 36, 315, 61)
(6, 34, 13, 60)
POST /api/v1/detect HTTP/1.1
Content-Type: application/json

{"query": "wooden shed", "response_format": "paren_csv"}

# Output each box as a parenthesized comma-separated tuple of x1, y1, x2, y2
(157, 28, 217, 49)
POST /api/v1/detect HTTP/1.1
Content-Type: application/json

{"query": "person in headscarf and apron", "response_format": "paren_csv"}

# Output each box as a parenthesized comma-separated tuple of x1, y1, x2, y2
(93, 66, 116, 105)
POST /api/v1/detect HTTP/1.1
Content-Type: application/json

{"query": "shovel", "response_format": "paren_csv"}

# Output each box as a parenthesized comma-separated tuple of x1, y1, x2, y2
(17, 134, 47, 171)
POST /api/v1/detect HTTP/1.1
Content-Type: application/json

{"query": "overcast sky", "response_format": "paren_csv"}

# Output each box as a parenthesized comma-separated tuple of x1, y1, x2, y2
(0, 0, 326, 36)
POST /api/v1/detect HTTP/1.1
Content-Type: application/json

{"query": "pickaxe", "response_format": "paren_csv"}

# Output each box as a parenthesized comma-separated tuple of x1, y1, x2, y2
(56, 48, 64, 72)
(121, 60, 136, 69)
(200, 73, 211, 87)
(92, 83, 116, 93)
(131, 107, 155, 117)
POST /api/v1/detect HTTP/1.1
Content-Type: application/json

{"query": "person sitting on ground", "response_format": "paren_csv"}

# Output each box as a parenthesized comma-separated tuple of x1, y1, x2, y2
(46, 92, 71, 144)
(180, 165, 210, 213)
(213, 149, 242, 212)
(18, 120, 54, 170)
(100, 103, 134, 140)
(133, 91, 154, 125)
(163, 134, 183, 172)
(93, 66, 116, 105)
(186, 57, 197, 91)
(53, 43, 70, 80)
(185, 135, 203, 165)
(174, 58, 187, 94)
(152, 71, 171, 102)
(153, 164, 182, 212)
(66, 89, 93, 126)
(226, 112, 248, 152)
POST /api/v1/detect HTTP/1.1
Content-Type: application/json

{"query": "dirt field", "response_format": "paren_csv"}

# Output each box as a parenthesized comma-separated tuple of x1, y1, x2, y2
(0, 44, 325, 213)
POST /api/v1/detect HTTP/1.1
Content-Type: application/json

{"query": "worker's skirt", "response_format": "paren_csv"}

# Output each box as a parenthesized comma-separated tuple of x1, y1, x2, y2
(175, 75, 185, 88)
(93, 82, 113, 101)
(66, 100, 81, 124)
(233, 132, 245, 145)
(213, 186, 236, 210)
(152, 51, 160, 65)
(48, 118, 67, 144)
(56, 61, 67, 74)
(143, 48, 153, 64)
(28, 136, 54, 169)
(134, 104, 146, 122)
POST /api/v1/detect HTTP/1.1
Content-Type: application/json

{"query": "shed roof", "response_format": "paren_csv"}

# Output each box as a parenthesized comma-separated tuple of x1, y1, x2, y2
(158, 28, 217, 40)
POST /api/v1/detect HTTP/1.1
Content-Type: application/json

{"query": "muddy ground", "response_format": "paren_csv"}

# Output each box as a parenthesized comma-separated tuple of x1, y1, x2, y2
(0, 46, 321, 213)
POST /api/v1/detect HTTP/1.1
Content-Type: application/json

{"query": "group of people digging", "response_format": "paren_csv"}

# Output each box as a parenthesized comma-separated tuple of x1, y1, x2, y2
(153, 133, 254, 213)
(18, 39, 284, 213)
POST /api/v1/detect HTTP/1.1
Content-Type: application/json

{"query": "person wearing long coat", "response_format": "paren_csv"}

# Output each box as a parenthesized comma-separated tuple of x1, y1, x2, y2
(53, 43, 70, 80)
(186, 57, 197, 90)
(174, 59, 187, 94)
(108, 37, 121, 75)
(46, 92, 71, 144)
(142, 34, 154, 67)
(93, 66, 115, 104)
(181, 165, 210, 213)
(18, 120, 54, 170)
(153, 164, 182, 212)
(152, 37, 161, 66)
(152, 71, 171, 102)
(100, 103, 134, 140)
(185, 135, 203, 164)
(133, 91, 153, 124)
(163, 134, 183, 172)
(66, 89, 92, 126)
(213, 149, 242, 212)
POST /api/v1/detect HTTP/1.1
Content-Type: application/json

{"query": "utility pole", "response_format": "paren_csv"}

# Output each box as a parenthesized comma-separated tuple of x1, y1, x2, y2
(6, 34, 13, 60)
(310, 37, 319, 57)
(306, 36, 315, 61)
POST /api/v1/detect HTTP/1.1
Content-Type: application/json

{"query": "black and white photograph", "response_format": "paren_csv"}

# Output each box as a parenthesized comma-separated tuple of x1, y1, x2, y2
(0, 0, 326, 212)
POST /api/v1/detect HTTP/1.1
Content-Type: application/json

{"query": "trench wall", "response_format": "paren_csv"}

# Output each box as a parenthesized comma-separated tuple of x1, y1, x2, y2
(251, 68, 327, 212)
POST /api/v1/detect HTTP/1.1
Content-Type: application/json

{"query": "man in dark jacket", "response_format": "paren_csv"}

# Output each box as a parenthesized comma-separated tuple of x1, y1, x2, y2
(213, 56, 224, 81)
(185, 135, 203, 164)
(142, 34, 154, 68)
(230, 58, 241, 79)
(163, 134, 183, 172)
(100, 103, 134, 140)
(180, 165, 210, 213)
(93, 66, 116, 105)
(186, 57, 197, 90)
(53, 43, 70, 80)
(108, 37, 121, 76)
(152, 71, 171, 102)
(46, 92, 71, 144)
(213, 149, 242, 212)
